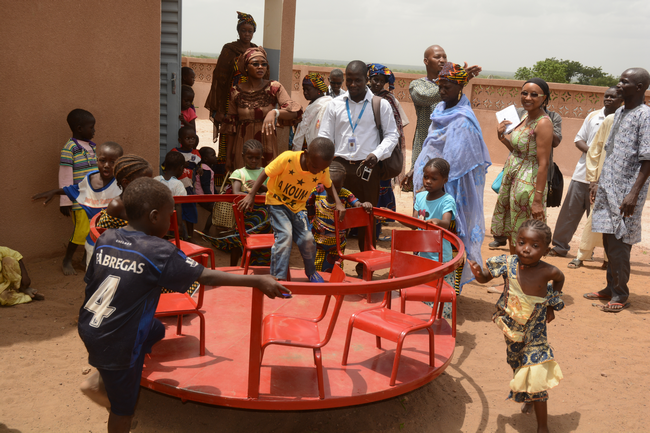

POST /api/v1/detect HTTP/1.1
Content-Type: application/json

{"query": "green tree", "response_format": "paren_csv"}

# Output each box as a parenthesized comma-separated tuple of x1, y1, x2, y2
(515, 58, 619, 86)
(514, 58, 568, 83)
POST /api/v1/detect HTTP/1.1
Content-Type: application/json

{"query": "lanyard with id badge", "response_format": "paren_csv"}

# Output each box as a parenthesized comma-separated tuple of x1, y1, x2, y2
(346, 99, 372, 181)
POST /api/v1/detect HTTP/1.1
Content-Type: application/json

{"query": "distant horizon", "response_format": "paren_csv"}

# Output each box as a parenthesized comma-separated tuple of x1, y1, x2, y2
(181, 51, 516, 78)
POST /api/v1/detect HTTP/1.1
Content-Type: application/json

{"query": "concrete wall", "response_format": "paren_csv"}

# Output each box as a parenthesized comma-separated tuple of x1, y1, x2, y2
(1, 1, 161, 259)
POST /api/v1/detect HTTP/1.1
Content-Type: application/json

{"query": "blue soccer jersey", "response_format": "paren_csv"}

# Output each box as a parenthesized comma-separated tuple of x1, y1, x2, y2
(78, 228, 204, 370)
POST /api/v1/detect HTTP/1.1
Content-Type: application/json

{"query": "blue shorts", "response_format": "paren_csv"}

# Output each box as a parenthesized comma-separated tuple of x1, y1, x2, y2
(97, 319, 165, 416)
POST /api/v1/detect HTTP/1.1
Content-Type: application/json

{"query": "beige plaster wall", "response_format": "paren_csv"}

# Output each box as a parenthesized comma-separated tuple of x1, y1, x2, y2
(0, 1, 161, 259)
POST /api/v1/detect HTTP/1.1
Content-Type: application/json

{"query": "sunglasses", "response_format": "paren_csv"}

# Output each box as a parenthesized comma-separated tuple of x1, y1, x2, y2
(521, 91, 545, 98)
(251, 62, 268, 68)
(329, 81, 343, 85)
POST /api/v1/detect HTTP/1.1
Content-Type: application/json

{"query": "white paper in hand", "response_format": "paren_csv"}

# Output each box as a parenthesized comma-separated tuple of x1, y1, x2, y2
(496, 105, 520, 134)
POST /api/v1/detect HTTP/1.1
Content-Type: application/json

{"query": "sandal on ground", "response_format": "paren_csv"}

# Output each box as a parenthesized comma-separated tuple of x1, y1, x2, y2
(601, 261, 608, 270)
(547, 249, 561, 257)
(594, 301, 630, 313)
(378, 235, 392, 242)
(567, 259, 583, 269)
(583, 292, 611, 301)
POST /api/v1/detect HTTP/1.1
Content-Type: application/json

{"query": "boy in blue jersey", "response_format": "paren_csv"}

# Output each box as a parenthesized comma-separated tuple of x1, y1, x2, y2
(77, 177, 288, 433)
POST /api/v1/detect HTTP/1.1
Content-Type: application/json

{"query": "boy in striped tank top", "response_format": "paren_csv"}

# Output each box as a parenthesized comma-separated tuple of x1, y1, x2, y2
(59, 109, 97, 275)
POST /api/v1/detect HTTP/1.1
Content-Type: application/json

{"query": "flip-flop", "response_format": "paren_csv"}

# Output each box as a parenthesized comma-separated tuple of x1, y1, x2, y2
(601, 261, 608, 270)
(595, 302, 630, 313)
(584, 292, 611, 300)
(547, 250, 561, 257)
(378, 235, 392, 242)
(567, 259, 583, 269)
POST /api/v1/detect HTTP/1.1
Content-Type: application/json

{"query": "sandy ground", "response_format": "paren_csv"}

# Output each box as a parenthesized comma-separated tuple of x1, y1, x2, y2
(3, 127, 650, 432)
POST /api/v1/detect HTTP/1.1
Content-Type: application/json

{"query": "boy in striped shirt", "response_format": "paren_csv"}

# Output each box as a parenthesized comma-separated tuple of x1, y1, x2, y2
(59, 109, 97, 275)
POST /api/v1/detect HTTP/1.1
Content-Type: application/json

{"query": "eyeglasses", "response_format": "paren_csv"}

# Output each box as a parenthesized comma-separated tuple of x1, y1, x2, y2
(329, 81, 343, 85)
(521, 91, 545, 98)
(251, 62, 268, 68)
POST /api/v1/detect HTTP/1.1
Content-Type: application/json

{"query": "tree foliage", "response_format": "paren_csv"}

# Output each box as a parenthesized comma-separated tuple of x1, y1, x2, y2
(514, 58, 618, 86)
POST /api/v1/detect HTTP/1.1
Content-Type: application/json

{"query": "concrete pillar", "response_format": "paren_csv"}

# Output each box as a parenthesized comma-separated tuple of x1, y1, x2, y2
(263, 0, 296, 90)
(263, 0, 296, 153)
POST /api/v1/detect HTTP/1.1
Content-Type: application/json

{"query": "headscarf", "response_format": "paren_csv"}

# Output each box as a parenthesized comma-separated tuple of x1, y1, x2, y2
(236, 47, 268, 78)
(436, 62, 469, 87)
(523, 78, 550, 108)
(302, 73, 328, 93)
(367, 63, 396, 90)
(236, 11, 256, 32)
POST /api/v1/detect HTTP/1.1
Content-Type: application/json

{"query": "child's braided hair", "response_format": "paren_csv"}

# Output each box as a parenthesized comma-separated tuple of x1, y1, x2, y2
(242, 139, 263, 155)
(114, 155, 153, 188)
(519, 219, 552, 246)
(423, 157, 450, 178)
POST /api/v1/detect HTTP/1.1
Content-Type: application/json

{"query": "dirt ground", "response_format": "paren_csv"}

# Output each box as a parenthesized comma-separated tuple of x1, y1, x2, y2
(3, 131, 650, 432)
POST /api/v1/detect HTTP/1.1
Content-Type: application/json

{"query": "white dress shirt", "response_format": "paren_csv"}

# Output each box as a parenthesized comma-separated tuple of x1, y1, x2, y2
(318, 88, 399, 161)
(573, 108, 606, 184)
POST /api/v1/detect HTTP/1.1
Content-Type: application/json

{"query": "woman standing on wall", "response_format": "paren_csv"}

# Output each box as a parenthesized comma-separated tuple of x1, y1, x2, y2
(491, 78, 553, 253)
(204, 11, 261, 187)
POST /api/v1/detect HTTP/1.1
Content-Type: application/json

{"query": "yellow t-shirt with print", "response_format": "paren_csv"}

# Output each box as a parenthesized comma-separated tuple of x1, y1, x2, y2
(265, 151, 331, 213)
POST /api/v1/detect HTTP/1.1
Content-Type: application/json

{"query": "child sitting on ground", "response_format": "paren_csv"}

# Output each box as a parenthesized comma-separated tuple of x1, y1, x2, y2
(307, 161, 372, 273)
(467, 219, 565, 433)
(59, 108, 98, 275)
(172, 126, 202, 240)
(180, 85, 197, 131)
(96, 155, 153, 229)
(33, 142, 124, 269)
(0, 246, 44, 305)
(230, 139, 268, 194)
(195, 147, 219, 232)
(181, 66, 195, 87)
(77, 177, 288, 433)
(238, 137, 345, 282)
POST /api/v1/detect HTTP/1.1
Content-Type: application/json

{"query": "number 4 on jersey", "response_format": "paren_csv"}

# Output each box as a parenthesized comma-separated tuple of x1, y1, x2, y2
(84, 275, 121, 328)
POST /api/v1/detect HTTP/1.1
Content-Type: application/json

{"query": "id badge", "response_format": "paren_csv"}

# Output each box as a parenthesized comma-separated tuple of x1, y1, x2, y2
(348, 136, 357, 152)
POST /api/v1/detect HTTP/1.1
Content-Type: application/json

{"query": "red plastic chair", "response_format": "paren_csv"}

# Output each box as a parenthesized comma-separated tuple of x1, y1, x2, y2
(341, 251, 444, 386)
(232, 197, 290, 280)
(392, 230, 457, 337)
(169, 210, 215, 270)
(155, 253, 208, 356)
(89, 213, 104, 242)
(334, 207, 391, 301)
(259, 264, 347, 399)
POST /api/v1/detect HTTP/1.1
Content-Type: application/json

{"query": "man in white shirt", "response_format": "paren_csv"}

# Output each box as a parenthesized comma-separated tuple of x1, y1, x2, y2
(318, 60, 399, 262)
(550, 87, 622, 262)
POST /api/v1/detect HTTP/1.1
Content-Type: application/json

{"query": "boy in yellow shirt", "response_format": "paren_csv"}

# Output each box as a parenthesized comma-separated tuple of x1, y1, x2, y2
(238, 138, 345, 282)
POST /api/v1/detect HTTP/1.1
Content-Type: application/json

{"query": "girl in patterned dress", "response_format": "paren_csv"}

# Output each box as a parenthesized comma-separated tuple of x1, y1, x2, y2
(468, 219, 565, 433)
(491, 78, 554, 254)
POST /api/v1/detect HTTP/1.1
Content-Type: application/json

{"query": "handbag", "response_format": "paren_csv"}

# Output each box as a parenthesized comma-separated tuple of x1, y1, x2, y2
(491, 169, 504, 194)
(546, 162, 564, 208)
(212, 172, 236, 229)
(371, 96, 403, 181)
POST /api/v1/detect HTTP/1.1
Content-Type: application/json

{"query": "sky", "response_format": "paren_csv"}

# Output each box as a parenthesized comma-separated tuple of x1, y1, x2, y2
(181, 0, 650, 76)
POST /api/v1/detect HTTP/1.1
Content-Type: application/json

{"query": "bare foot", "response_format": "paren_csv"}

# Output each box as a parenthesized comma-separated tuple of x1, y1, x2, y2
(80, 371, 111, 408)
(521, 402, 533, 414)
(20, 287, 44, 301)
(487, 284, 504, 294)
(62, 258, 77, 276)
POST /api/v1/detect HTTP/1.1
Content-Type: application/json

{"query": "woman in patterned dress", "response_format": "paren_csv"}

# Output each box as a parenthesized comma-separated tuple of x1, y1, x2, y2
(204, 11, 261, 187)
(220, 47, 302, 172)
(491, 78, 554, 254)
